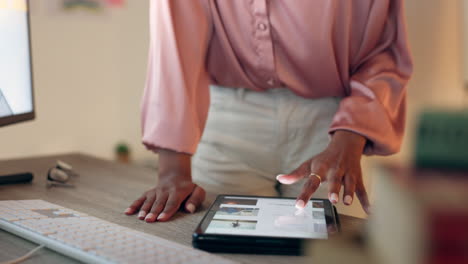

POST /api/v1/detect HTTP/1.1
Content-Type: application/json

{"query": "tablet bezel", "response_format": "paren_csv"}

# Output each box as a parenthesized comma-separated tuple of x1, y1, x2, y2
(193, 194, 340, 241)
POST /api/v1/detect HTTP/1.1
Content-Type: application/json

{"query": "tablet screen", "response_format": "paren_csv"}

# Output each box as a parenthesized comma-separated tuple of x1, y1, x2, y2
(203, 196, 330, 239)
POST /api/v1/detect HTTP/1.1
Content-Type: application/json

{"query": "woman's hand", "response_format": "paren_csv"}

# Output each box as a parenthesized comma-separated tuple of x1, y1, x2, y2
(124, 149, 206, 222)
(276, 130, 371, 214)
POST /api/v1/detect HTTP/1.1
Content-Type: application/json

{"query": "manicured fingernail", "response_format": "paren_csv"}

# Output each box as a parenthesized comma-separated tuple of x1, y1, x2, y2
(145, 213, 155, 222)
(138, 211, 146, 219)
(124, 208, 132, 214)
(344, 195, 353, 205)
(276, 174, 285, 181)
(330, 193, 339, 204)
(365, 206, 372, 215)
(295, 200, 305, 209)
(186, 203, 196, 214)
(157, 213, 166, 220)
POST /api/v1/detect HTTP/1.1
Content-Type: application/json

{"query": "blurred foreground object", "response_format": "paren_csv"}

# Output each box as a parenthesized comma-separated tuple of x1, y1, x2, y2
(370, 165, 468, 264)
(307, 232, 375, 264)
(415, 110, 468, 170)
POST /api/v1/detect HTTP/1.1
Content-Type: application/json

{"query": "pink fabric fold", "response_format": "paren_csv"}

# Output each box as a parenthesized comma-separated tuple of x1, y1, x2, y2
(141, 0, 413, 155)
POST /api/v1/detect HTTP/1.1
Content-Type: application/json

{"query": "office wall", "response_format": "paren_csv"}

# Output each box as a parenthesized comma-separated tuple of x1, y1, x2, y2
(396, 0, 466, 163)
(0, 1, 153, 162)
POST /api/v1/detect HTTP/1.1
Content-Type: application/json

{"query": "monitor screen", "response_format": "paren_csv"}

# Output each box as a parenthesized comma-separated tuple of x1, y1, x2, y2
(0, 0, 34, 127)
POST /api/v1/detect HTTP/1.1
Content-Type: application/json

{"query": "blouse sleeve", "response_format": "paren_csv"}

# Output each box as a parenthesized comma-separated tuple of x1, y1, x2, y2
(141, 0, 212, 154)
(329, 0, 413, 156)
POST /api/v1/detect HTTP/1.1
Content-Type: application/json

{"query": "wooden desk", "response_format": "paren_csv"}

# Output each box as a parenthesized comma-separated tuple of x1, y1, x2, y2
(0, 153, 365, 264)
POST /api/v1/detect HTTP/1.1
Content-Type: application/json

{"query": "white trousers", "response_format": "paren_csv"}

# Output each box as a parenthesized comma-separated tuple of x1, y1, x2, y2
(192, 85, 341, 198)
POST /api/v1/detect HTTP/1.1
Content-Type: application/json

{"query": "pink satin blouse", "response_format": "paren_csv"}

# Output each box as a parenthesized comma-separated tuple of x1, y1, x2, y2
(141, 0, 413, 155)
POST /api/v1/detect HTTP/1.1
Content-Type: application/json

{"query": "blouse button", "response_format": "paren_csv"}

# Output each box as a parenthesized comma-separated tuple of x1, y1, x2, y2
(267, 79, 275, 86)
(257, 23, 267, 31)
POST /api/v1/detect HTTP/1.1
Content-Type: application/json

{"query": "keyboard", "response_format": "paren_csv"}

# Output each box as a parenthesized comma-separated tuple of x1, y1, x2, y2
(0, 200, 237, 264)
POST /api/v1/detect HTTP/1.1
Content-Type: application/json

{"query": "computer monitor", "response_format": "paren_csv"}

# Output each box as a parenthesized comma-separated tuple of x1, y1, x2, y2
(0, 0, 35, 127)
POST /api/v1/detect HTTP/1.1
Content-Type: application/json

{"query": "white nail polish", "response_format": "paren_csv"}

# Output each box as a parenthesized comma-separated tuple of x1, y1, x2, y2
(138, 211, 146, 219)
(124, 208, 132, 214)
(344, 195, 353, 205)
(295, 200, 305, 209)
(186, 203, 196, 213)
(157, 213, 166, 220)
(276, 174, 285, 180)
(330, 193, 339, 204)
(145, 213, 155, 221)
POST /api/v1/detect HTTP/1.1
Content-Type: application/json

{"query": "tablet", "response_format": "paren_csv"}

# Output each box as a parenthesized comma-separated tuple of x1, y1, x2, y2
(192, 195, 340, 255)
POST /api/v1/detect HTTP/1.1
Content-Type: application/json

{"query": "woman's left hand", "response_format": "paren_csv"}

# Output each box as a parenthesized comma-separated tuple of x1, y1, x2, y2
(276, 130, 371, 214)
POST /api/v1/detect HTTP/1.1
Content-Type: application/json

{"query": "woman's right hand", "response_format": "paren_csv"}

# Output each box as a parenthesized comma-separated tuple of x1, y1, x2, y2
(124, 149, 206, 222)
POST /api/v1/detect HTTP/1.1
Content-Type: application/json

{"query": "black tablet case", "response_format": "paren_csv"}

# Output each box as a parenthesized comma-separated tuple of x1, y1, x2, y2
(193, 205, 340, 255)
